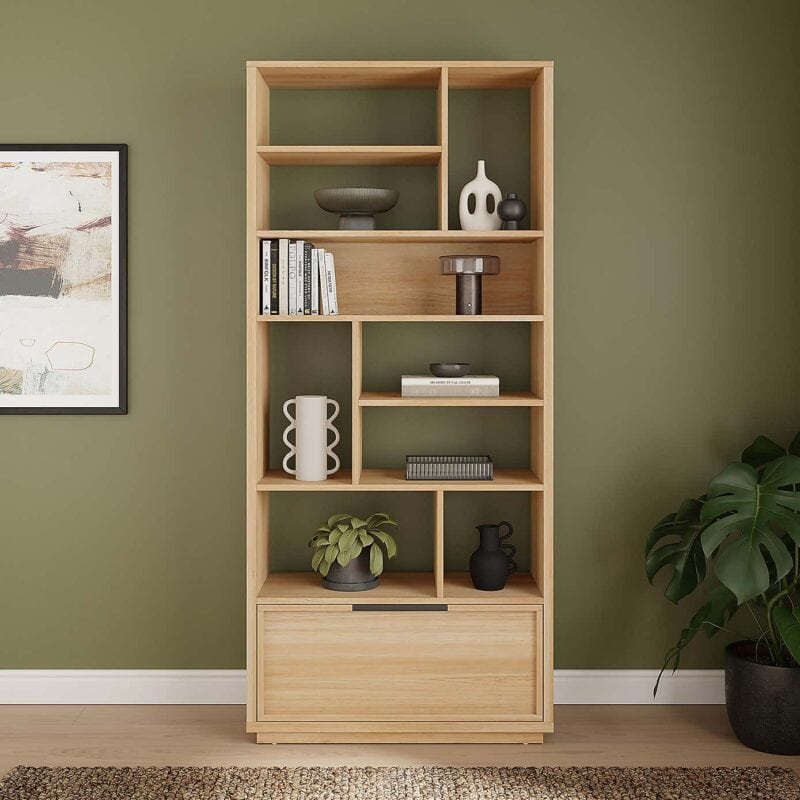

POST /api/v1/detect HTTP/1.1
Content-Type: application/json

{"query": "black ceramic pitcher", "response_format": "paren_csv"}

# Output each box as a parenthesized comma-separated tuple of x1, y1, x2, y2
(469, 521, 517, 591)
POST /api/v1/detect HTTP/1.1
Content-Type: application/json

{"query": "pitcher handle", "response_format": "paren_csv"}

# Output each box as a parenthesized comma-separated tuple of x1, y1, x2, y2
(498, 520, 517, 573)
(281, 399, 297, 475)
(326, 399, 340, 475)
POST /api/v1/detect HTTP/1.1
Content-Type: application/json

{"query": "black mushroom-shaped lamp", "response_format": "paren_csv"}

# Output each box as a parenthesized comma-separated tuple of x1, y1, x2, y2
(439, 255, 500, 315)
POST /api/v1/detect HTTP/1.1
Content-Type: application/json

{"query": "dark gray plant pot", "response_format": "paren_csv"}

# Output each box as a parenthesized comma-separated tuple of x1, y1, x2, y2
(725, 641, 800, 755)
(322, 551, 378, 592)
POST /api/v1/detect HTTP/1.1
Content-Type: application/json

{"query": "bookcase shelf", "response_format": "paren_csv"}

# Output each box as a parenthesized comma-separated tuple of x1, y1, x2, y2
(257, 468, 543, 492)
(257, 230, 545, 243)
(256, 571, 542, 604)
(257, 145, 443, 166)
(257, 314, 544, 323)
(246, 60, 553, 744)
(359, 391, 544, 407)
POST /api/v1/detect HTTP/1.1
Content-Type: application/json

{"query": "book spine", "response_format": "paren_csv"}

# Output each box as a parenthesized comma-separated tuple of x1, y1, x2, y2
(303, 242, 312, 315)
(319, 248, 330, 315)
(311, 249, 320, 315)
(294, 240, 304, 315)
(260, 239, 271, 315)
(270, 240, 279, 314)
(278, 239, 289, 315)
(401, 377, 500, 387)
(401, 386, 500, 397)
(288, 242, 298, 315)
(325, 251, 339, 315)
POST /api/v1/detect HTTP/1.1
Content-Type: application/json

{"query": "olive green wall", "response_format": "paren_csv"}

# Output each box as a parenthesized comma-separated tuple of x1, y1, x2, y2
(1, 0, 799, 670)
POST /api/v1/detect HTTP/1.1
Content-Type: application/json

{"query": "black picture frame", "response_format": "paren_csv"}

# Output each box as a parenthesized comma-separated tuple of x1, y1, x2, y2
(0, 144, 127, 414)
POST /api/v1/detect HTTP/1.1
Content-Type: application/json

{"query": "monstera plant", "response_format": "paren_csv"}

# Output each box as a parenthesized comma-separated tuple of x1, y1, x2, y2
(645, 432, 800, 754)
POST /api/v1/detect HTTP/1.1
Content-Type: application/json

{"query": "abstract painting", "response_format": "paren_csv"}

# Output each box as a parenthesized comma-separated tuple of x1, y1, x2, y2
(0, 145, 126, 413)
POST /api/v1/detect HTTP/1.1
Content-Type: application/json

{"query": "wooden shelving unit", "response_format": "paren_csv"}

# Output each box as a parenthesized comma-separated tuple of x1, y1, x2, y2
(246, 60, 553, 744)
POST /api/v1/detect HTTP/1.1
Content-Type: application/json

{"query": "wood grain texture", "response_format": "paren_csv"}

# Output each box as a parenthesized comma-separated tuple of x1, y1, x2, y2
(359, 391, 543, 407)
(258, 230, 544, 243)
(249, 61, 552, 89)
(257, 145, 441, 166)
(258, 607, 541, 719)
(434, 491, 444, 598)
(257, 314, 544, 323)
(2, 705, 797, 771)
(255, 572, 542, 605)
(256, 468, 542, 491)
(321, 242, 538, 315)
(247, 60, 554, 743)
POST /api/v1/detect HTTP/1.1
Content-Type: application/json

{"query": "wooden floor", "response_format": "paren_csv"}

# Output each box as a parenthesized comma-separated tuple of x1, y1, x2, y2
(1, 706, 798, 777)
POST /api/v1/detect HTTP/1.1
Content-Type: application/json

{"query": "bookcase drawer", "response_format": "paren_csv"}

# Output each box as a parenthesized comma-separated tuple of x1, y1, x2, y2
(257, 604, 542, 720)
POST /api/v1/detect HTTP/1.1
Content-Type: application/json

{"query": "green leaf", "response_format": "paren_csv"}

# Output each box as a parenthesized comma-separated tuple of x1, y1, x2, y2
(369, 542, 384, 576)
(336, 523, 350, 534)
(336, 549, 352, 567)
(654, 585, 739, 695)
(371, 529, 398, 559)
(351, 541, 363, 559)
(644, 498, 706, 604)
(311, 548, 326, 572)
(358, 531, 374, 547)
(309, 536, 329, 549)
(327, 513, 351, 528)
(319, 559, 331, 577)
(366, 512, 390, 527)
(329, 528, 343, 545)
(774, 606, 800, 666)
(323, 543, 338, 564)
(700, 457, 800, 602)
(349, 518, 368, 530)
(741, 436, 787, 470)
(338, 528, 358, 555)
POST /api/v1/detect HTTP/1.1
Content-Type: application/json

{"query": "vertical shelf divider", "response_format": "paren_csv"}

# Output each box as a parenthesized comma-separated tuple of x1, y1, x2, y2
(531, 64, 554, 719)
(246, 66, 271, 725)
(437, 67, 449, 231)
(351, 320, 363, 483)
(434, 490, 445, 598)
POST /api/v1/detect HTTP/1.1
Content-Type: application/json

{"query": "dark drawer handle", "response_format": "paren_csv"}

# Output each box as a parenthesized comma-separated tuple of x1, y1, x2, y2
(352, 604, 448, 612)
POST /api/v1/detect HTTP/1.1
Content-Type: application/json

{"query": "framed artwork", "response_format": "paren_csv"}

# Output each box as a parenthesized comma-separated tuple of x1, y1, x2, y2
(0, 144, 127, 414)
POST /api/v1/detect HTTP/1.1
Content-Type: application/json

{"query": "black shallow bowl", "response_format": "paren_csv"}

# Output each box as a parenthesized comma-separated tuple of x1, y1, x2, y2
(429, 362, 470, 378)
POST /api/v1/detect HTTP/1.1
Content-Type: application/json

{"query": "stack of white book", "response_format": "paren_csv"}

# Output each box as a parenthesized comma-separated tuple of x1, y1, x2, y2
(260, 238, 339, 315)
(401, 375, 500, 397)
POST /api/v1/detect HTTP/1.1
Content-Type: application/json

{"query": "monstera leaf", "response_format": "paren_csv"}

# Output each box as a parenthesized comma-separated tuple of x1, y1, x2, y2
(655, 583, 738, 695)
(700, 456, 800, 603)
(774, 607, 800, 666)
(741, 432, 800, 469)
(645, 498, 706, 604)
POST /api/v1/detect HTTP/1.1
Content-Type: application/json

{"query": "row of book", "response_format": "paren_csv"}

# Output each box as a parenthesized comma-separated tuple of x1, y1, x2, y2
(401, 375, 500, 397)
(260, 239, 339, 315)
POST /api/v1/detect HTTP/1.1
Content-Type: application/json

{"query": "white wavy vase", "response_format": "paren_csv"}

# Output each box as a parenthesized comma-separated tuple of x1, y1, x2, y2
(458, 160, 502, 231)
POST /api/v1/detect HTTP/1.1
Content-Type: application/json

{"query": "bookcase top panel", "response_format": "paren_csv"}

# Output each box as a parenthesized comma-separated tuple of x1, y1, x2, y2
(248, 61, 552, 89)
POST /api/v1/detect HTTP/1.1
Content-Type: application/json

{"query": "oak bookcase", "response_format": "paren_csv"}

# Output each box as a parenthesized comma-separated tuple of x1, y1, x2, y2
(246, 61, 553, 743)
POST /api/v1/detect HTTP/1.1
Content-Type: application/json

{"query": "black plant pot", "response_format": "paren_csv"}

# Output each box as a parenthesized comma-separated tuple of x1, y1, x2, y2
(322, 551, 378, 592)
(725, 641, 800, 755)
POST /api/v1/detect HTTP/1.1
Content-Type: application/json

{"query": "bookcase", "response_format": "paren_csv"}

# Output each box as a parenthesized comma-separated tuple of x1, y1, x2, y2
(246, 61, 553, 743)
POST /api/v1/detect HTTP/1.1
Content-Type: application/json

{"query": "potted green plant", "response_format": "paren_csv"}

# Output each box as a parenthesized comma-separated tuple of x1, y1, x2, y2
(310, 512, 397, 592)
(645, 433, 800, 754)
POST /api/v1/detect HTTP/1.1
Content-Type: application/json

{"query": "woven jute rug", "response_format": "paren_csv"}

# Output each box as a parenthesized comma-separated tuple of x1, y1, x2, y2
(0, 766, 798, 799)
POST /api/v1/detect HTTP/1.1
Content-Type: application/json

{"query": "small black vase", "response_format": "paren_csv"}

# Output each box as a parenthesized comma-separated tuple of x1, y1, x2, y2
(469, 521, 517, 591)
(498, 193, 526, 230)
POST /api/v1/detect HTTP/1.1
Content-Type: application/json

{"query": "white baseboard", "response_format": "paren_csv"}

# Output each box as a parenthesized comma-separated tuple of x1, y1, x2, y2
(554, 670, 724, 705)
(0, 669, 724, 705)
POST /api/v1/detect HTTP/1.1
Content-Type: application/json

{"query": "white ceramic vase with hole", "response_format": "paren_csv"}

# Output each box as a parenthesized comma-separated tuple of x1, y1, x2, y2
(282, 395, 340, 481)
(459, 160, 502, 231)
